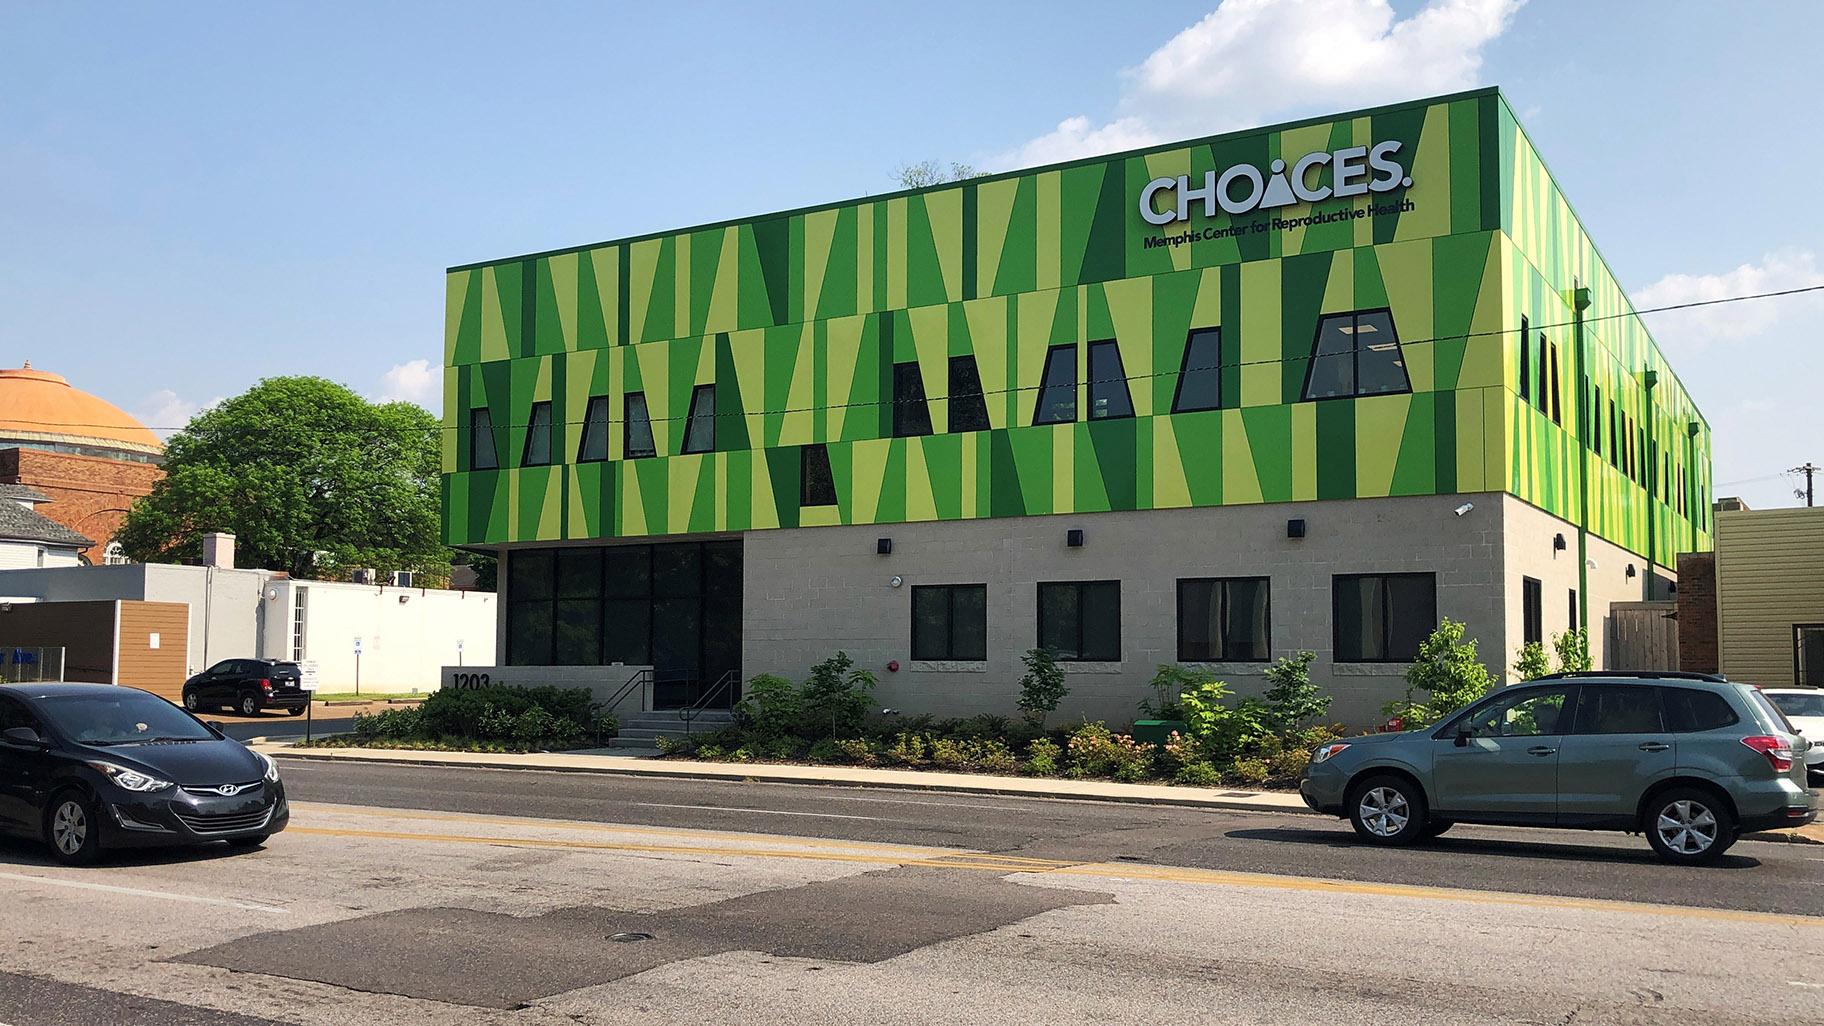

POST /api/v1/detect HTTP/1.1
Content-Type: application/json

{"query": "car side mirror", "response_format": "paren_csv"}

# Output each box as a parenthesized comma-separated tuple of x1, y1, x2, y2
(1, 726, 47, 749)
(1454, 722, 1473, 747)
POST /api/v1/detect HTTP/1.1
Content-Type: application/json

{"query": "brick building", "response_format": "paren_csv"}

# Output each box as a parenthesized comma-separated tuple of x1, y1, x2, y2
(0, 364, 164, 564)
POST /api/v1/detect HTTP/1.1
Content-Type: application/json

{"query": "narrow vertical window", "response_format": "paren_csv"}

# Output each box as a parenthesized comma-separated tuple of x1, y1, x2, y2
(624, 392, 656, 458)
(1547, 342, 1562, 425)
(1517, 316, 1531, 403)
(1086, 340, 1134, 420)
(1032, 344, 1077, 425)
(1534, 333, 1550, 414)
(522, 401, 553, 467)
(469, 408, 498, 471)
(578, 396, 610, 462)
(1568, 589, 1578, 629)
(947, 355, 990, 432)
(682, 384, 716, 454)
(1172, 327, 1223, 413)
(1522, 576, 1543, 646)
(800, 443, 836, 506)
(892, 362, 933, 437)
(1608, 400, 1619, 468)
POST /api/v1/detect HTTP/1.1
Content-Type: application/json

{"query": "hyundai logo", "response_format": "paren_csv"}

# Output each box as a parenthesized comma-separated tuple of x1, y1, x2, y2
(214, 784, 244, 797)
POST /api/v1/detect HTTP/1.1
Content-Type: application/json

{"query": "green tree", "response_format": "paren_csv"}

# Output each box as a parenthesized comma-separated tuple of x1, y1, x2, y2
(797, 652, 876, 737)
(1513, 641, 1552, 681)
(1383, 619, 1495, 728)
(1553, 628, 1592, 673)
(1260, 651, 1327, 733)
(895, 160, 990, 189)
(118, 377, 444, 579)
(1016, 647, 1069, 727)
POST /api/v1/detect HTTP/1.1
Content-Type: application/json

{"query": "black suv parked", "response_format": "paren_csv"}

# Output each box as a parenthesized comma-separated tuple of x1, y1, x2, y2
(181, 660, 308, 717)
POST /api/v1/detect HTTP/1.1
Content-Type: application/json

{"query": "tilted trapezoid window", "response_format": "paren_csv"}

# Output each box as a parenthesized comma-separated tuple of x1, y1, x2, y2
(1302, 309, 1410, 401)
(1172, 327, 1223, 413)
(800, 443, 837, 506)
(682, 384, 716, 454)
(522, 401, 553, 467)
(1086, 340, 1134, 420)
(1032, 344, 1077, 425)
(892, 362, 933, 437)
(624, 392, 656, 459)
(578, 396, 611, 463)
(947, 355, 991, 433)
(469, 408, 499, 470)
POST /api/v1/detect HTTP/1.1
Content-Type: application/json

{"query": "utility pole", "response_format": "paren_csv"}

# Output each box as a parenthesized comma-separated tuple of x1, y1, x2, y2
(1796, 463, 1819, 507)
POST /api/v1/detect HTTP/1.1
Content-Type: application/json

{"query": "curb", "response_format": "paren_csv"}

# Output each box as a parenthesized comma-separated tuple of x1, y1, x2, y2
(266, 747, 1317, 815)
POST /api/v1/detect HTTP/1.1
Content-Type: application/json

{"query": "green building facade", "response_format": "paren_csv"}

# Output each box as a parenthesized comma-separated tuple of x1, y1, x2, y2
(442, 88, 1709, 714)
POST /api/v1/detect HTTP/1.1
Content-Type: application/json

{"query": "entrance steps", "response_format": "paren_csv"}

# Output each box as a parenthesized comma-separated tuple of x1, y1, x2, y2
(611, 709, 734, 747)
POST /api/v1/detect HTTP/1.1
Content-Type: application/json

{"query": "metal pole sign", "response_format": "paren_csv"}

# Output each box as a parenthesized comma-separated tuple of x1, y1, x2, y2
(353, 637, 363, 697)
(299, 661, 319, 743)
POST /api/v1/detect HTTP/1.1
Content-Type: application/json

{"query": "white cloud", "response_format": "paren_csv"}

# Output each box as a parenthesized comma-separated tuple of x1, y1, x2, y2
(130, 389, 216, 439)
(1633, 249, 1824, 352)
(997, 0, 1525, 169)
(376, 358, 440, 411)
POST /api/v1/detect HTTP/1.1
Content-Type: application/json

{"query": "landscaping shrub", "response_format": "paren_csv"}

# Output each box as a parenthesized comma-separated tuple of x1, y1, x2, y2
(1016, 648, 1069, 727)
(1024, 738, 1061, 776)
(885, 732, 928, 766)
(1266, 747, 1310, 784)
(836, 738, 877, 765)
(1180, 681, 1270, 764)
(1513, 641, 1551, 682)
(1383, 619, 1495, 728)
(1261, 652, 1328, 734)
(806, 737, 845, 763)
(1141, 664, 1206, 721)
(1553, 628, 1592, 672)
(799, 652, 877, 738)
(1173, 762, 1221, 787)
(1229, 757, 1270, 786)
(329, 685, 606, 752)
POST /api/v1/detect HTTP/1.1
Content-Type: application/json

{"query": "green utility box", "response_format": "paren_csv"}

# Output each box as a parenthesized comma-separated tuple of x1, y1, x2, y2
(1131, 720, 1187, 746)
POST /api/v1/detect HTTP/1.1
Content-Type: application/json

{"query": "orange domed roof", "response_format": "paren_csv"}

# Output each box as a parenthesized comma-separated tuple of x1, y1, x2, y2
(0, 363, 163, 458)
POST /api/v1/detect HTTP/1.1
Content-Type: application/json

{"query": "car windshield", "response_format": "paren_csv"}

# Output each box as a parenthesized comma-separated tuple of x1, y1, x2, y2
(36, 692, 214, 745)
(1768, 692, 1824, 719)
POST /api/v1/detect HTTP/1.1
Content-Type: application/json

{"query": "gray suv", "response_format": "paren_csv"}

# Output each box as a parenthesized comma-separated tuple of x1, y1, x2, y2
(1300, 673, 1816, 863)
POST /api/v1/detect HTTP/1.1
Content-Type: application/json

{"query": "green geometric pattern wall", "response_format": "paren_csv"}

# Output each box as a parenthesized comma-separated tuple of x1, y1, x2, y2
(443, 88, 1709, 563)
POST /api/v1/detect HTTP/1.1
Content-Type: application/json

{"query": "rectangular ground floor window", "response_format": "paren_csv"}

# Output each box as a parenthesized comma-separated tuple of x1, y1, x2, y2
(1797, 624, 1824, 687)
(1176, 577, 1270, 661)
(1332, 573, 1436, 662)
(1037, 581, 1120, 661)
(910, 585, 987, 661)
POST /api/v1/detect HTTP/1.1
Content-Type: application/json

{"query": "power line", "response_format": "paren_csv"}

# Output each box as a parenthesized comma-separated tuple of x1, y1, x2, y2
(39, 280, 1824, 435)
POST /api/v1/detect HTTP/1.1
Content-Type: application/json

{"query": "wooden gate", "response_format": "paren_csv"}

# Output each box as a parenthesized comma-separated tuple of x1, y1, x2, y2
(1608, 601, 1679, 671)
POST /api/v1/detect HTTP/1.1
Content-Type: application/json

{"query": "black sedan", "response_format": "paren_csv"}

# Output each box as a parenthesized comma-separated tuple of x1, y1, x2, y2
(0, 683, 288, 865)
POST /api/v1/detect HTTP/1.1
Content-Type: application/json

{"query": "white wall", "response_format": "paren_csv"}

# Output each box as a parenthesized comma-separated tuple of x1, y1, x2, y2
(0, 540, 83, 570)
(274, 580, 496, 692)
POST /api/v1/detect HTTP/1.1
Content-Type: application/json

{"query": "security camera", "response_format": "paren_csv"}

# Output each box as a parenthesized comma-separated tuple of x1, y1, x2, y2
(1453, 502, 1475, 517)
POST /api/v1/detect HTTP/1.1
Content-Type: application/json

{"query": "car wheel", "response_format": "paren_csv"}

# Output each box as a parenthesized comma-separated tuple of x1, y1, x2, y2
(183, 690, 201, 712)
(1423, 819, 1455, 839)
(239, 694, 261, 716)
(1348, 774, 1428, 846)
(1645, 787, 1735, 864)
(45, 791, 103, 867)
(286, 705, 306, 717)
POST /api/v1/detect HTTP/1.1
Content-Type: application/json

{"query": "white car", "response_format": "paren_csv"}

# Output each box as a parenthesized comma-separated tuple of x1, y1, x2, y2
(1763, 689, 1824, 779)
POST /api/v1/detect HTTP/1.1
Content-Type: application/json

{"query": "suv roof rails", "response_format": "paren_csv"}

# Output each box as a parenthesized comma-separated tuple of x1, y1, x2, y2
(1534, 670, 1730, 683)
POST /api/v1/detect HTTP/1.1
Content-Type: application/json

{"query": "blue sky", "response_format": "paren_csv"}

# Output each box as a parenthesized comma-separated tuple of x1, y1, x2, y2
(3, 0, 1820, 508)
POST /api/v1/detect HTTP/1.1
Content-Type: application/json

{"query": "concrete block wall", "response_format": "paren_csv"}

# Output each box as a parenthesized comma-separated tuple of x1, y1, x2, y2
(742, 493, 1516, 728)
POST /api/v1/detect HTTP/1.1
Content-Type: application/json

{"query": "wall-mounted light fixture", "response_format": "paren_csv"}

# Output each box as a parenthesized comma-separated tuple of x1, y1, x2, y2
(889, 575, 904, 589)
(1066, 528, 1085, 548)
(1453, 502, 1475, 517)
(266, 588, 280, 601)
(876, 538, 893, 555)
(1553, 533, 1567, 553)
(399, 594, 411, 604)
(1625, 564, 1637, 579)
(1287, 518, 1306, 539)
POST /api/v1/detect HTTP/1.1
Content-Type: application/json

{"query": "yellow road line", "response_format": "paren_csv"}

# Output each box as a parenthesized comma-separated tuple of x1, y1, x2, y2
(287, 801, 953, 858)
(286, 824, 1824, 928)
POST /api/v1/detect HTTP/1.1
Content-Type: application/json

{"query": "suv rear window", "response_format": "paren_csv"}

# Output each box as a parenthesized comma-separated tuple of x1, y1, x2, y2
(1662, 688, 1740, 732)
(1746, 689, 1797, 733)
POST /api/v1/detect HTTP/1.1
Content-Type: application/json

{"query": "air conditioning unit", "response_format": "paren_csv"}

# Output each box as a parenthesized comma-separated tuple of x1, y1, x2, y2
(351, 568, 378, 585)
(388, 571, 416, 588)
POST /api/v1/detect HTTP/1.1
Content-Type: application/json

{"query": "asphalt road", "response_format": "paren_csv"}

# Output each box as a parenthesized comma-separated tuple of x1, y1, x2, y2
(0, 758, 1820, 1026)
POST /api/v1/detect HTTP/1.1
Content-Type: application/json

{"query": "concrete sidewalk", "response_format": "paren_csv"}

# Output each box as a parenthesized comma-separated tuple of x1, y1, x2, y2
(260, 742, 1314, 814)
(258, 742, 1824, 844)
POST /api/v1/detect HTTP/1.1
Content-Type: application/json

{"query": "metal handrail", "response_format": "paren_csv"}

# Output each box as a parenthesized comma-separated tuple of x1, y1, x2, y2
(680, 670, 740, 734)
(600, 668, 653, 717)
